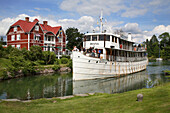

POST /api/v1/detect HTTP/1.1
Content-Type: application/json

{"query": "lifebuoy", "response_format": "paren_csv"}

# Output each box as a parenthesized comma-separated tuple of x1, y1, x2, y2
(120, 44, 122, 48)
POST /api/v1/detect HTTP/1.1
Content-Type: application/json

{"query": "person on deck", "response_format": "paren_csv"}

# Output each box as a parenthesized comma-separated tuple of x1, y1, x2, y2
(92, 49, 96, 57)
(72, 46, 79, 51)
(98, 49, 101, 58)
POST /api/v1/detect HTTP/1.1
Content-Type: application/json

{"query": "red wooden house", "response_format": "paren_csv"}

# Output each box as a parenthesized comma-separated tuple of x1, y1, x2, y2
(6, 17, 66, 54)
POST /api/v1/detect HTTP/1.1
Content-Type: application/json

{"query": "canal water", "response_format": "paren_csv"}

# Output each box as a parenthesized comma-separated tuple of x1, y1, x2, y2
(0, 61, 169, 100)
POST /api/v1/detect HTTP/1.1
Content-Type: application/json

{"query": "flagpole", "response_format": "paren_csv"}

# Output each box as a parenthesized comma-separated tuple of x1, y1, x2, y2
(100, 10, 103, 33)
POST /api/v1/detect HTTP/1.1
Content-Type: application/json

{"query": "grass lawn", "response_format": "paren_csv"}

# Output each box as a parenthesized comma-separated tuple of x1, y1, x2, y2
(0, 82, 170, 113)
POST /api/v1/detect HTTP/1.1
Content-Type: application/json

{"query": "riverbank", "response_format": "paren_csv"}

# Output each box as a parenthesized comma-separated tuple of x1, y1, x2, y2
(0, 58, 71, 81)
(0, 82, 169, 113)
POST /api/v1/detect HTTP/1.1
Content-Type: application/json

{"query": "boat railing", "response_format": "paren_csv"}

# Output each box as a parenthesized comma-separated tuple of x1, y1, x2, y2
(106, 55, 147, 62)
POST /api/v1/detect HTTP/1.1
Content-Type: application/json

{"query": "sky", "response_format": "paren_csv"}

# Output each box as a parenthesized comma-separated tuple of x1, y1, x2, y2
(0, 0, 170, 43)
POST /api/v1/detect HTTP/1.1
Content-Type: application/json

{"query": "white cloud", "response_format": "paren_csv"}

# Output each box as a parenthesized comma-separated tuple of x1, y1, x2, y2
(122, 23, 142, 34)
(124, 24, 170, 43)
(121, 8, 147, 18)
(34, 7, 51, 11)
(0, 14, 169, 44)
(60, 0, 126, 16)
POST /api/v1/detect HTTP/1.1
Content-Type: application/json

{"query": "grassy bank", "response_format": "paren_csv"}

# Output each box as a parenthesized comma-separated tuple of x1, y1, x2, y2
(0, 82, 170, 113)
(0, 58, 71, 80)
(0, 58, 12, 78)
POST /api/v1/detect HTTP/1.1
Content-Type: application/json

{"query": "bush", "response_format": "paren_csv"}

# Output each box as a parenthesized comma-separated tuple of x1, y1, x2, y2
(22, 61, 36, 75)
(61, 58, 68, 64)
(67, 59, 72, 69)
(62, 55, 70, 59)
(34, 60, 45, 65)
(55, 59, 61, 65)
(52, 65, 60, 71)
(42, 51, 56, 65)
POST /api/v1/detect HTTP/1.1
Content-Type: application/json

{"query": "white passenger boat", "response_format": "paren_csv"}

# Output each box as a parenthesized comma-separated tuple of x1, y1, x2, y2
(72, 11, 148, 80)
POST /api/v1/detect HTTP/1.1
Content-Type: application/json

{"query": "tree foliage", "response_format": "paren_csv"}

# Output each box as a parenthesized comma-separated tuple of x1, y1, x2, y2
(146, 32, 170, 59)
(66, 27, 83, 50)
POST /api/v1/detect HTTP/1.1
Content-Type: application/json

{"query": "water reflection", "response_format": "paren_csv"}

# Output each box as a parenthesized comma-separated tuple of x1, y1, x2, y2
(73, 71, 148, 94)
(0, 61, 169, 100)
(0, 73, 72, 100)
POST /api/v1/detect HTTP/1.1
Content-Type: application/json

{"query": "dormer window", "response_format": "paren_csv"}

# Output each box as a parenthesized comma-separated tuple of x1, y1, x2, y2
(35, 25, 39, 31)
(14, 27, 17, 32)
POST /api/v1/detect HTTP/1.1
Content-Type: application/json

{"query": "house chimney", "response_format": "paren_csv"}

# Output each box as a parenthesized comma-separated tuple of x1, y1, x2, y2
(25, 17, 29, 22)
(128, 33, 132, 41)
(43, 21, 48, 26)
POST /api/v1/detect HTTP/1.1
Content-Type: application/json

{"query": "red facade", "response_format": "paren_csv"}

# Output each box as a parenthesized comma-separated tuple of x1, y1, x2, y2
(6, 17, 66, 53)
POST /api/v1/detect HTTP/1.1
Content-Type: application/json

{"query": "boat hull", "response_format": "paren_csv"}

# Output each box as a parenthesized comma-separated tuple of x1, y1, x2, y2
(72, 51, 148, 80)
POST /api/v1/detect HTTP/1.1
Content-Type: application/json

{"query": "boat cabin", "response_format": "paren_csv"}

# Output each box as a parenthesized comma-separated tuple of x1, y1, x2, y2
(83, 33, 146, 62)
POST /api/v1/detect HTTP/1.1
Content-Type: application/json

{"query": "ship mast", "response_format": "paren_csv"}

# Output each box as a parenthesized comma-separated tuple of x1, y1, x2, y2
(100, 10, 103, 33)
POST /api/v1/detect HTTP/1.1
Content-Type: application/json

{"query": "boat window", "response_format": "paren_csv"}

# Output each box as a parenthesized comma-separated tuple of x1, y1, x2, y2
(106, 35, 110, 41)
(92, 35, 97, 41)
(86, 35, 91, 41)
(115, 37, 117, 43)
(112, 36, 114, 42)
(99, 35, 104, 41)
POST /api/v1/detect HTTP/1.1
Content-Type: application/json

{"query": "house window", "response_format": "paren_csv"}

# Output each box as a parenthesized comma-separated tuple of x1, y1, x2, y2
(48, 36, 51, 41)
(34, 35, 40, 40)
(17, 45, 20, 49)
(35, 25, 39, 31)
(11, 45, 15, 47)
(17, 34, 20, 40)
(14, 27, 17, 32)
(52, 37, 54, 41)
(11, 35, 15, 41)
(58, 38, 62, 43)
(44, 36, 47, 41)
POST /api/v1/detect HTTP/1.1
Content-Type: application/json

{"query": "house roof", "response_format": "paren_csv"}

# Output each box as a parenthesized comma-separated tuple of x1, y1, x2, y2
(11, 20, 37, 33)
(40, 24, 61, 35)
(8, 18, 62, 36)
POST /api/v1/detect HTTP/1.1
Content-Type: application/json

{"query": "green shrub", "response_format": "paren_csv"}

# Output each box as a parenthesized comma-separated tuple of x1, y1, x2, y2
(55, 59, 61, 65)
(61, 58, 68, 64)
(22, 61, 36, 75)
(42, 51, 56, 65)
(52, 65, 60, 71)
(67, 59, 72, 69)
(62, 55, 70, 59)
(34, 60, 45, 65)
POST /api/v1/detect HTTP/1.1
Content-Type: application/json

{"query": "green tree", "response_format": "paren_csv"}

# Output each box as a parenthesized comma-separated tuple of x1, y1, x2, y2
(0, 36, 3, 45)
(159, 32, 170, 49)
(66, 27, 83, 50)
(153, 43, 159, 58)
(161, 46, 170, 60)
(42, 51, 56, 65)
(0, 44, 5, 58)
(29, 46, 43, 61)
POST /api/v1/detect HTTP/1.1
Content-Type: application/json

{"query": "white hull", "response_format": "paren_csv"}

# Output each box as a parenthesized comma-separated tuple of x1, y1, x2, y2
(72, 51, 148, 80)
